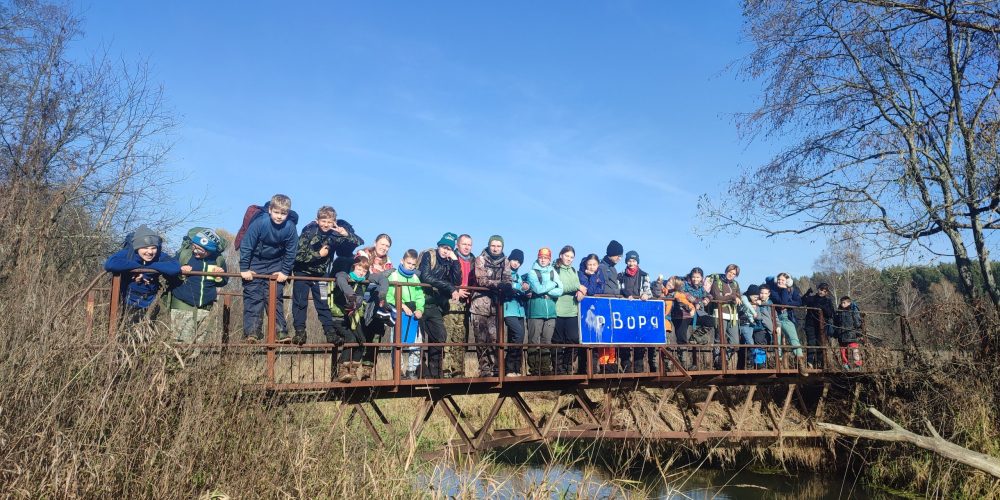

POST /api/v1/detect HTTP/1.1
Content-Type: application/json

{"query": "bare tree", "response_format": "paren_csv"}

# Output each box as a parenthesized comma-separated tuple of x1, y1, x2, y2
(0, 1, 176, 287)
(703, 0, 1000, 351)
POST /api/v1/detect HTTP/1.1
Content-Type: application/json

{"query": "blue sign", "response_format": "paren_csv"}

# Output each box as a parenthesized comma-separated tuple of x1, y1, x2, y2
(579, 297, 666, 344)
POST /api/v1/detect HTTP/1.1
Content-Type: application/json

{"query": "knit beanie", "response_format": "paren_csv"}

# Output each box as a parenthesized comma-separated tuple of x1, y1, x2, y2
(607, 240, 624, 257)
(509, 249, 525, 264)
(131, 225, 161, 250)
(193, 228, 222, 255)
(437, 232, 458, 250)
(745, 284, 761, 297)
(537, 247, 552, 259)
(489, 234, 504, 246)
(625, 250, 639, 264)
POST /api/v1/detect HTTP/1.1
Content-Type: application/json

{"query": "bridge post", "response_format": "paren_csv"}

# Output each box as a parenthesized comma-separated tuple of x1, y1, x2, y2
(393, 285, 402, 388)
(107, 273, 122, 339)
(266, 277, 277, 385)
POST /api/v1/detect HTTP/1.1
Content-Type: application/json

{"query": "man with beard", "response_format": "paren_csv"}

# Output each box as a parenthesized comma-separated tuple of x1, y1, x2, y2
(469, 235, 513, 377)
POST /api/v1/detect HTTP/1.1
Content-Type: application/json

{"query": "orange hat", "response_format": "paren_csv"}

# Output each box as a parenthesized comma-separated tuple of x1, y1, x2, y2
(537, 247, 552, 258)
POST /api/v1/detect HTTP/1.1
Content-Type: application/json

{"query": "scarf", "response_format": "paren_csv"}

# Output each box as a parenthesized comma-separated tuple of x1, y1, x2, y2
(481, 248, 506, 268)
(397, 265, 415, 278)
(349, 271, 366, 282)
(625, 266, 639, 277)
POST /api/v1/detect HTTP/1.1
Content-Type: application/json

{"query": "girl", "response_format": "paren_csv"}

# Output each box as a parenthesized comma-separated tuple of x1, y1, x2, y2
(671, 268, 709, 370)
(578, 254, 610, 373)
(553, 246, 582, 375)
(769, 272, 807, 376)
(526, 248, 563, 375)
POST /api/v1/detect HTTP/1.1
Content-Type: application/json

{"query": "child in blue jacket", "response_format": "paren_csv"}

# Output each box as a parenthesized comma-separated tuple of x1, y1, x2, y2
(169, 227, 228, 343)
(239, 194, 298, 343)
(104, 225, 181, 324)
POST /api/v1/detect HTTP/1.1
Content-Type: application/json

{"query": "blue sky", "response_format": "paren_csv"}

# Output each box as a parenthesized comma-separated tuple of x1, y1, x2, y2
(76, 1, 828, 283)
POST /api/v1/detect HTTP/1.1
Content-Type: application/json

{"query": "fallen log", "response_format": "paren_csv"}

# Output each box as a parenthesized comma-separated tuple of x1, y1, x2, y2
(817, 407, 1000, 479)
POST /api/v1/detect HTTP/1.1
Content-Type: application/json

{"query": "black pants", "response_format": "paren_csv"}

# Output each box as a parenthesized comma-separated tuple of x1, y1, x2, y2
(361, 318, 386, 366)
(804, 323, 821, 365)
(672, 316, 693, 366)
(334, 317, 366, 363)
(291, 279, 335, 331)
(504, 316, 525, 374)
(553, 316, 583, 374)
(421, 302, 447, 379)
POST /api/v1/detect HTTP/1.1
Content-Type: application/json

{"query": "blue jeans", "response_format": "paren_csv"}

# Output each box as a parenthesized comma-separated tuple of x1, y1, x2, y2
(242, 277, 287, 339)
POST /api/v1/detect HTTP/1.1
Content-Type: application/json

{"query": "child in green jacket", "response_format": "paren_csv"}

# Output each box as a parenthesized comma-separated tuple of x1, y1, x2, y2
(385, 249, 424, 379)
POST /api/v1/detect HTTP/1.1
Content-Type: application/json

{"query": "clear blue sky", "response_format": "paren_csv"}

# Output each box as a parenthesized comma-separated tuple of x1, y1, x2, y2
(77, 1, 826, 283)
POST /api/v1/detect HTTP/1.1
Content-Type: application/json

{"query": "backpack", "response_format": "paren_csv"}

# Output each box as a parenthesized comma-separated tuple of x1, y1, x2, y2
(534, 269, 557, 284)
(233, 205, 265, 249)
(417, 248, 438, 272)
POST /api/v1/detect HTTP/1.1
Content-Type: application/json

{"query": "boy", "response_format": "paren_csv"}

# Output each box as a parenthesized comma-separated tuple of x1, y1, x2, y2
(417, 232, 462, 379)
(291, 206, 359, 345)
(503, 249, 528, 376)
(618, 250, 651, 372)
(329, 255, 371, 382)
(239, 194, 298, 343)
(802, 282, 835, 368)
(384, 249, 424, 379)
(833, 296, 864, 370)
(104, 225, 181, 324)
(169, 228, 228, 343)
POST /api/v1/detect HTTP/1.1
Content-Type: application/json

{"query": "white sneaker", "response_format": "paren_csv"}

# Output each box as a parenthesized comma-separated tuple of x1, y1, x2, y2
(507, 372, 522, 377)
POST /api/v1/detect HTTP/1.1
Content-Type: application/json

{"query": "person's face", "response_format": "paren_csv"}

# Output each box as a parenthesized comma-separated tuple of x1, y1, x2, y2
(375, 237, 391, 257)
(760, 288, 771, 301)
(316, 216, 335, 232)
(538, 255, 551, 267)
(725, 269, 738, 280)
(560, 251, 575, 267)
(192, 244, 208, 259)
(353, 264, 368, 276)
(818, 288, 828, 297)
(489, 240, 503, 257)
(437, 245, 452, 258)
(585, 259, 599, 275)
(457, 236, 472, 256)
(841, 299, 851, 308)
(627, 258, 638, 270)
(510, 260, 521, 271)
(401, 257, 417, 271)
(136, 245, 158, 263)
(610, 255, 621, 264)
(750, 294, 760, 304)
(777, 275, 788, 287)
(691, 273, 703, 286)
(269, 207, 289, 225)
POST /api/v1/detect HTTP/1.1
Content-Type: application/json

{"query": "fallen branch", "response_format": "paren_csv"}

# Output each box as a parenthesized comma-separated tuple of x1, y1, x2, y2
(818, 407, 1000, 478)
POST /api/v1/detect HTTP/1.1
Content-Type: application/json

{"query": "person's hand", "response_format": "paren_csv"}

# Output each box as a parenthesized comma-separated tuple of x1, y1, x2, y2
(333, 225, 349, 236)
(456, 289, 469, 299)
(414, 310, 423, 320)
(451, 290, 461, 301)
(575, 290, 586, 302)
(241, 271, 253, 281)
(521, 281, 530, 292)
(274, 272, 289, 283)
(180, 265, 193, 273)
(319, 245, 330, 257)
(443, 248, 456, 260)
(402, 304, 413, 316)
(578, 285, 587, 295)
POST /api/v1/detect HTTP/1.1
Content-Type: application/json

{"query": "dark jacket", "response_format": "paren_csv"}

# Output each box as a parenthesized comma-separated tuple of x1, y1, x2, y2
(802, 292, 836, 327)
(578, 269, 605, 296)
(329, 271, 367, 318)
(598, 256, 620, 296)
(417, 249, 462, 307)
(327, 219, 365, 276)
(619, 268, 651, 298)
(105, 246, 181, 309)
(293, 220, 362, 276)
(770, 286, 802, 318)
(169, 255, 227, 308)
(238, 207, 298, 275)
(833, 304, 863, 342)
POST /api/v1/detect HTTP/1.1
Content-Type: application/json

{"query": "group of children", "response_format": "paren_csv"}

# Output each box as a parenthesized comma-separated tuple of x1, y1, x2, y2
(104, 193, 866, 380)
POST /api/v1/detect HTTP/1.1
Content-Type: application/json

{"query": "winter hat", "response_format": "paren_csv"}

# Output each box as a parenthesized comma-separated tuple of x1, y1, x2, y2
(745, 284, 761, 297)
(537, 247, 552, 259)
(437, 232, 458, 250)
(625, 250, 640, 263)
(193, 228, 222, 254)
(131, 225, 161, 250)
(509, 249, 525, 264)
(607, 240, 624, 257)
(489, 234, 504, 246)
(817, 282, 830, 291)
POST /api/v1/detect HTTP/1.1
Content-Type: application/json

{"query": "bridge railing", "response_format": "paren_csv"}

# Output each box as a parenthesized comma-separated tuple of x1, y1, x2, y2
(80, 269, 913, 389)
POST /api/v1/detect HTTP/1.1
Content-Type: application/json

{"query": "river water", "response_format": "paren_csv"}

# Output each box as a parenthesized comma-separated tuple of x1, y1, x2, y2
(421, 461, 902, 499)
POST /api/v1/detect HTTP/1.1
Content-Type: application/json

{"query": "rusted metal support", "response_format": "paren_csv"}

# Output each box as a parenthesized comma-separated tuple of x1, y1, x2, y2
(715, 386, 740, 430)
(108, 273, 122, 339)
(690, 385, 718, 440)
(510, 392, 545, 440)
(266, 278, 278, 384)
(777, 383, 797, 434)
(814, 382, 830, 421)
(734, 385, 758, 432)
(438, 396, 476, 451)
(473, 395, 507, 447)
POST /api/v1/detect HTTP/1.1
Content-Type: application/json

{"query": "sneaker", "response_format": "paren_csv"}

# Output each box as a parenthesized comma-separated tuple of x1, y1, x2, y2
(292, 332, 307, 345)
(507, 372, 522, 377)
(276, 334, 292, 344)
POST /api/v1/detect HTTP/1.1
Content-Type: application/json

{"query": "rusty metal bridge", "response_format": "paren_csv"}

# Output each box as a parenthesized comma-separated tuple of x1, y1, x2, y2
(73, 270, 923, 454)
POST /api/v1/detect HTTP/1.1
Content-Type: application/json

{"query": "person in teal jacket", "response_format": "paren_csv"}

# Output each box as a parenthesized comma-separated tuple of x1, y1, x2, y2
(503, 249, 528, 376)
(553, 245, 583, 375)
(526, 247, 562, 375)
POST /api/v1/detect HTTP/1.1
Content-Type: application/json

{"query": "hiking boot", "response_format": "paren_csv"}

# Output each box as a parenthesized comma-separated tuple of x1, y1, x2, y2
(244, 336, 260, 344)
(336, 363, 354, 383)
(797, 356, 809, 377)
(292, 329, 307, 346)
(357, 363, 373, 381)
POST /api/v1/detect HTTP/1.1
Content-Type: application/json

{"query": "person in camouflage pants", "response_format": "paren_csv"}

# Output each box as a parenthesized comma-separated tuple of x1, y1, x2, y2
(469, 235, 512, 377)
(443, 234, 475, 377)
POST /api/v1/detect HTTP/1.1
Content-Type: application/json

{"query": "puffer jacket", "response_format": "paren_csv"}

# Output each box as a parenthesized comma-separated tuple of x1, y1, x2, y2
(770, 286, 802, 319)
(578, 269, 604, 296)
(504, 268, 529, 318)
(526, 262, 562, 319)
(417, 249, 462, 307)
(470, 249, 512, 315)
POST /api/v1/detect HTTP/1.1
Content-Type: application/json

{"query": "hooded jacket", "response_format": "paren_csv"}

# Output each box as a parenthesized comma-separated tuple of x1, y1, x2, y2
(504, 268, 529, 318)
(619, 268, 651, 298)
(802, 292, 836, 327)
(770, 285, 802, 319)
(598, 256, 620, 296)
(169, 255, 228, 309)
(239, 204, 299, 275)
(577, 268, 605, 296)
(526, 262, 562, 319)
(833, 303, 863, 341)
(470, 249, 512, 316)
(105, 241, 181, 309)
(385, 268, 425, 313)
